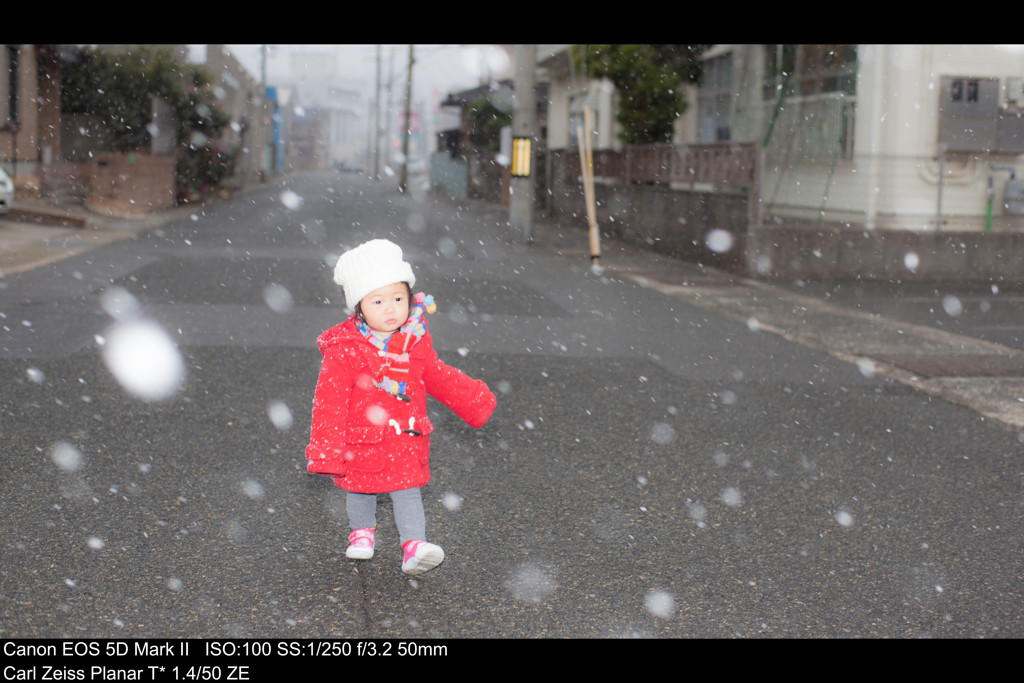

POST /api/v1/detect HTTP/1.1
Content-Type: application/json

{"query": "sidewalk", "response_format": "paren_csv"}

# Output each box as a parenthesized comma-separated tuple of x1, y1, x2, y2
(0, 196, 179, 277)
(525, 213, 1024, 433)
(4, 188, 1023, 433)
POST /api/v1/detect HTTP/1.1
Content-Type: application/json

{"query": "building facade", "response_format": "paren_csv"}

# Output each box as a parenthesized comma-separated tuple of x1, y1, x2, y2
(542, 44, 1024, 233)
(1, 45, 62, 177)
(704, 44, 1024, 234)
(536, 44, 1024, 279)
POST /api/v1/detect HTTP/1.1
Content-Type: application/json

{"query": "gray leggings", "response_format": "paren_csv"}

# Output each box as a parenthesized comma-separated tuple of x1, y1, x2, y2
(346, 487, 425, 545)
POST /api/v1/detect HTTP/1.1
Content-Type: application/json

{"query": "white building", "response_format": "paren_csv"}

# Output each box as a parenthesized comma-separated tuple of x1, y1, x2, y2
(541, 44, 1024, 235)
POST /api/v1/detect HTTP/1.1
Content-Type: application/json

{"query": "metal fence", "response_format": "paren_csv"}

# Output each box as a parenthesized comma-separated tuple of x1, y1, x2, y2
(756, 93, 856, 162)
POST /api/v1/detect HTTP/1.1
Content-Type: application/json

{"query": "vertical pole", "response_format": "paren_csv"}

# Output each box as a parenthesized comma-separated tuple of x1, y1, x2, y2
(510, 45, 537, 242)
(580, 105, 600, 264)
(399, 45, 414, 193)
(373, 45, 381, 180)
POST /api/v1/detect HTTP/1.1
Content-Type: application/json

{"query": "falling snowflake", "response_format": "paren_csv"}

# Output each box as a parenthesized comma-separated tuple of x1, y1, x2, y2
(101, 320, 185, 401)
(644, 589, 676, 619)
(241, 479, 265, 500)
(49, 441, 84, 473)
(942, 295, 963, 318)
(834, 510, 854, 527)
(267, 400, 294, 430)
(705, 229, 734, 253)
(721, 487, 743, 507)
(280, 190, 303, 210)
(650, 422, 676, 445)
(507, 563, 556, 604)
(442, 492, 463, 511)
(262, 283, 294, 313)
(904, 251, 920, 272)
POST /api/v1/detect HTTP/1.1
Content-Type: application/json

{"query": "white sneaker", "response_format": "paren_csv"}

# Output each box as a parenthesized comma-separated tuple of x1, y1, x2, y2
(401, 540, 444, 575)
(346, 527, 375, 560)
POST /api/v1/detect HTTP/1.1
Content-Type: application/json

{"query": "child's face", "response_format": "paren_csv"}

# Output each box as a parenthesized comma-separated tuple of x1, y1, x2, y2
(359, 282, 410, 333)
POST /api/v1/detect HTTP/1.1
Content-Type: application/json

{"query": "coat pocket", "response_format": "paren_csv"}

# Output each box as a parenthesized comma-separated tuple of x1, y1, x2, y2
(341, 426, 386, 472)
(411, 416, 433, 466)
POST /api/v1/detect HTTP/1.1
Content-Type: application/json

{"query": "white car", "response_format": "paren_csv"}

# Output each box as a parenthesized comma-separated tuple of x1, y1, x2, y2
(0, 167, 13, 214)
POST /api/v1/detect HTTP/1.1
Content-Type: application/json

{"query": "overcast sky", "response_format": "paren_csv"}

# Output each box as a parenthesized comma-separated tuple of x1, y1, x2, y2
(223, 44, 512, 105)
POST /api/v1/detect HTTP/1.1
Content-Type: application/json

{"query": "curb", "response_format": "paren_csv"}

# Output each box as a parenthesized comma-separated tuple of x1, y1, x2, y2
(616, 269, 1024, 433)
(0, 196, 214, 278)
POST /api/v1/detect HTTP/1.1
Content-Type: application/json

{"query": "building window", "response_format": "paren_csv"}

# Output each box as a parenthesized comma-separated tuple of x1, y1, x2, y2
(763, 44, 857, 100)
(761, 44, 857, 159)
(698, 52, 733, 142)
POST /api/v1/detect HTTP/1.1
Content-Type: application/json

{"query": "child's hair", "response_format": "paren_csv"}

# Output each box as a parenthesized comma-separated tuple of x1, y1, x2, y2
(354, 281, 413, 323)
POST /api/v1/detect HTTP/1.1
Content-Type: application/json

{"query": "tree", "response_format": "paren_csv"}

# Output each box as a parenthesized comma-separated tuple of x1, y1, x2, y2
(61, 46, 232, 200)
(573, 44, 710, 145)
(466, 96, 511, 153)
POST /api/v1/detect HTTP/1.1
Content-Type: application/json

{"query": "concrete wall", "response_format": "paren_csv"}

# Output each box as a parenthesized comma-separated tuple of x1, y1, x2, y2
(596, 183, 749, 271)
(548, 149, 1024, 282)
(61, 115, 118, 162)
(548, 150, 752, 271)
(748, 224, 1024, 283)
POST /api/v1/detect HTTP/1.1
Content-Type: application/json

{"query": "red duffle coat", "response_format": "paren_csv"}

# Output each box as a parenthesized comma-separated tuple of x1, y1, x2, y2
(306, 315, 496, 493)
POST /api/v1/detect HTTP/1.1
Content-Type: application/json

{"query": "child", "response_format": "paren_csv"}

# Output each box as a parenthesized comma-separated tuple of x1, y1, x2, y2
(306, 239, 496, 576)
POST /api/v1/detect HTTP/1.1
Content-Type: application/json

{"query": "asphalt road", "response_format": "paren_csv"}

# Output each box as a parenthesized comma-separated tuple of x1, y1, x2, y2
(1, 171, 1022, 643)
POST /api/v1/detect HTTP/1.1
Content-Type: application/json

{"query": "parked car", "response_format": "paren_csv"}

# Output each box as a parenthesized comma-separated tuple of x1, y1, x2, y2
(0, 167, 13, 214)
(335, 159, 364, 174)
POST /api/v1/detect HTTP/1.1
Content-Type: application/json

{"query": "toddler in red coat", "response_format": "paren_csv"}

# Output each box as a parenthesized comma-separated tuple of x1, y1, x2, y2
(307, 239, 496, 575)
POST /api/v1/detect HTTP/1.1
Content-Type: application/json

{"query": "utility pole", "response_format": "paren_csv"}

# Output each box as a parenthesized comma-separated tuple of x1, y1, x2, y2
(509, 45, 537, 242)
(398, 45, 415, 193)
(373, 45, 381, 180)
(260, 45, 273, 181)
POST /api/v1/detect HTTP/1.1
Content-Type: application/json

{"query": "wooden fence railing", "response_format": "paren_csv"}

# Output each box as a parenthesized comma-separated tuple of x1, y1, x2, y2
(566, 141, 760, 193)
(624, 141, 760, 190)
(560, 140, 762, 227)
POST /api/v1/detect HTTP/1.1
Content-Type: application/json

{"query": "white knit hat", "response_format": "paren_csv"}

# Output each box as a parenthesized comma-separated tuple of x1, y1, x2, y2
(333, 239, 416, 310)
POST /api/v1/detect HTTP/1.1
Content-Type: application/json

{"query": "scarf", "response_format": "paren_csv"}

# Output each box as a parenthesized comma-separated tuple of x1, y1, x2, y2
(356, 293, 436, 400)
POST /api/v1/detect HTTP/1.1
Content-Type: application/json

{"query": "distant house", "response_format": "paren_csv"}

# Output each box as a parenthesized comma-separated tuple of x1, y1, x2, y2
(439, 80, 515, 155)
(197, 44, 274, 188)
(690, 44, 1024, 235)
(542, 44, 1024, 234)
(432, 81, 514, 202)
(432, 79, 547, 205)
(2, 44, 272, 209)
(536, 44, 1024, 280)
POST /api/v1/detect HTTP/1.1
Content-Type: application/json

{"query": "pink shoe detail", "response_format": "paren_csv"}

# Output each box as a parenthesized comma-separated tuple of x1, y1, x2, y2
(346, 527, 375, 560)
(401, 539, 444, 576)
